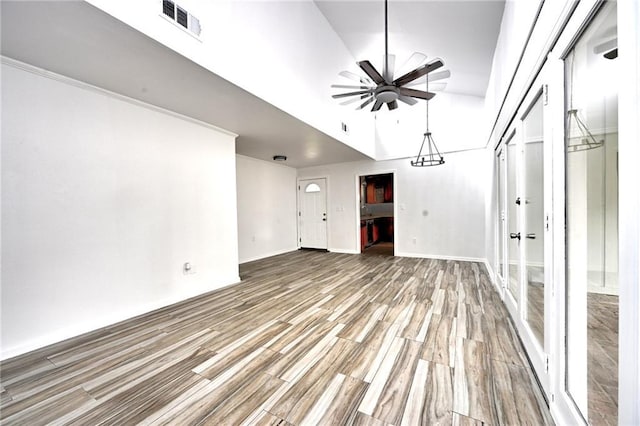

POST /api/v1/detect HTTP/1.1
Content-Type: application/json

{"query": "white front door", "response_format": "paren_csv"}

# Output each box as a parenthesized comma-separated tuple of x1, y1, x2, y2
(298, 178, 327, 249)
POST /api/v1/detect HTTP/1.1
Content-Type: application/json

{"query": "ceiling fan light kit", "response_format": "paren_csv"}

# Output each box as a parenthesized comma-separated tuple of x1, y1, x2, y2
(331, 0, 450, 112)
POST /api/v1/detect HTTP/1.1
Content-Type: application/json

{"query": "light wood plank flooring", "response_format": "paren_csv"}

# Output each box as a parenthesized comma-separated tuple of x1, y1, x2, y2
(0, 250, 553, 425)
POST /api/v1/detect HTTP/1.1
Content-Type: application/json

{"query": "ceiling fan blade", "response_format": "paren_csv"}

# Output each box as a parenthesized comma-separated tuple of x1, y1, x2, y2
(357, 96, 376, 110)
(339, 70, 374, 85)
(371, 98, 384, 112)
(340, 95, 370, 106)
(428, 70, 451, 83)
(358, 60, 385, 85)
(387, 100, 398, 110)
(394, 52, 427, 79)
(398, 95, 418, 106)
(398, 87, 436, 100)
(401, 70, 452, 88)
(383, 54, 395, 83)
(331, 84, 375, 90)
(430, 82, 447, 91)
(332, 89, 374, 99)
(393, 58, 444, 87)
(405, 81, 447, 92)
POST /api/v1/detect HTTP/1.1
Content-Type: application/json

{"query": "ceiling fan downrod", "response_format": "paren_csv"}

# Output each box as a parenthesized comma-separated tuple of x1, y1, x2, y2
(330, 0, 450, 112)
(384, 0, 389, 80)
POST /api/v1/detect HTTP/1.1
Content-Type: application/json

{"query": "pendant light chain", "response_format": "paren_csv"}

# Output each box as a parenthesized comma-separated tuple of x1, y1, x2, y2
(426, 78, 430, 132)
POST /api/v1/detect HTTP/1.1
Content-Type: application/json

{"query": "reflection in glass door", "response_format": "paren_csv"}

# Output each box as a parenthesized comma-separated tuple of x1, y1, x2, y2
(565, 3, 618, 424)
(499, 71, 552, 397)
(496, 148, 506, 287)
(522, 96, 545, 347)
(506, 134, 519, 303)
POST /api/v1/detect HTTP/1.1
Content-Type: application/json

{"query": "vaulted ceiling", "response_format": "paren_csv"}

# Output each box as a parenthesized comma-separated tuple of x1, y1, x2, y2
(1, 1, 505, 168)
(314, 0, 505, 97)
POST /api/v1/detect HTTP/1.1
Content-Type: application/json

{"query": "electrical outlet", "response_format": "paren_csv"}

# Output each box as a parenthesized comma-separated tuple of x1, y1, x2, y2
(412, 237, 417, 244)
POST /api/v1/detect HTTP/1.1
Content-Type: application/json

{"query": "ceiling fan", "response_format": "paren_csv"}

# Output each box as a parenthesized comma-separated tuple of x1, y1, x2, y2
(331, 0, 451, 112)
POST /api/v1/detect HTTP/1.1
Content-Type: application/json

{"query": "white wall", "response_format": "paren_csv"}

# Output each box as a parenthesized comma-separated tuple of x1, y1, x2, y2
(236, 155, 297, 263)
(86, 0, 376, 159)
(297, 149, 487, 261)
(1, 61, 240, 359)
(375, 93, 486, 160)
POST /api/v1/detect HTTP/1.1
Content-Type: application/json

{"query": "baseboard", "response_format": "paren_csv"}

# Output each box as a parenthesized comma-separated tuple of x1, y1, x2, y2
(329, 248, 360, 254)
(483, 259, 497, 282)
(0, 275, 241, 361)
(239, 247, 299, 264)
(395, 251, 486, 263)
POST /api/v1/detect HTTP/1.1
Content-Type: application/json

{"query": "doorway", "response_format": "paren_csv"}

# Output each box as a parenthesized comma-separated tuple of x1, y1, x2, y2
(564, 3, 619, 424)
(358, 173, 394, 256)
(298, 178, 328, 250)
(497, 67, 554, 398)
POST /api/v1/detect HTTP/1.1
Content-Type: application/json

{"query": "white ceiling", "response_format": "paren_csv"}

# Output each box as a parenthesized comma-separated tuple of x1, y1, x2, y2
(1, 1, 505, 168)
(314, 0, 505, 97)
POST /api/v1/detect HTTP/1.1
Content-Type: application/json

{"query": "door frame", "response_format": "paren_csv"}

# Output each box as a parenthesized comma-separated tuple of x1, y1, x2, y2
(297, 176, 329, 250)
(494, 145, 506, 296)
(355, 169, 397, 255)
(499, 66, 555, 398)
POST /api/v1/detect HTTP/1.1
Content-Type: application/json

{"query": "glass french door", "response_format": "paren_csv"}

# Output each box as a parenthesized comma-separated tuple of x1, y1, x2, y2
(500, 69, 554, 396)
(564, 3, 619, 424)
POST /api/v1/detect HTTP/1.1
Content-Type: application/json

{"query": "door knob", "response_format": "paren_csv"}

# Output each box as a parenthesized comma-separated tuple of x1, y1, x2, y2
(510, 232, 521, 240)
(322, 218, 326, 221)
(526, 233, 536, 239)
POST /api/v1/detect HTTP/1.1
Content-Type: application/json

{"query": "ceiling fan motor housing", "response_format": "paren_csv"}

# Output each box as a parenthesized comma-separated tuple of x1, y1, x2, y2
(375, 85, 399, 103)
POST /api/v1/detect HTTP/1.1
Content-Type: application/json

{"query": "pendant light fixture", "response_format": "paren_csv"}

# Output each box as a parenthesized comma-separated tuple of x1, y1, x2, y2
(411, 78, 444, 167)
(566, 51, 604, 153)
(566, 109, 604, 152)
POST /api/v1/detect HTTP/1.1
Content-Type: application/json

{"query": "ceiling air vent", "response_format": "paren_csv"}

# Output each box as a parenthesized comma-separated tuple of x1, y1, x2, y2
(162, 0, 201, 37)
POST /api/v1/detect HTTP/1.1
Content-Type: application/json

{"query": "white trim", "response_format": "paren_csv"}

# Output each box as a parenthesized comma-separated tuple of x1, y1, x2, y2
(0, 56, 238, 138)
(395, 252, 486, 264)
(617, 0, 640, 423)
(0, 275, 241, 360)
(329, 248, 360, 255)
(355, 169, 398, 256)
(239, 248, 298, 264)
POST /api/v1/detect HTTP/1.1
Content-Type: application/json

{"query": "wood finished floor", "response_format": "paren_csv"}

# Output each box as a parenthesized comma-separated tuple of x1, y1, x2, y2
(587, 293, 618, 426)
(0, 250, 553, 425)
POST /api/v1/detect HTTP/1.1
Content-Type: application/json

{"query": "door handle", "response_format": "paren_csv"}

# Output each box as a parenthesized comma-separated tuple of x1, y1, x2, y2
(510, 232, 521, 240)
(526, 233, 536, 239)
(322, 218, 326, 221)
(515, 197, 521, 205)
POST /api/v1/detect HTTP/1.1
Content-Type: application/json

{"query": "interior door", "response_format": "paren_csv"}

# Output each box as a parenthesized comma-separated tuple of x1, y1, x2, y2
(298, 178, 328, 249)
(501, 69, 553, 397)
(496, 147, 506, 291)
(505, 131, 520, 310)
